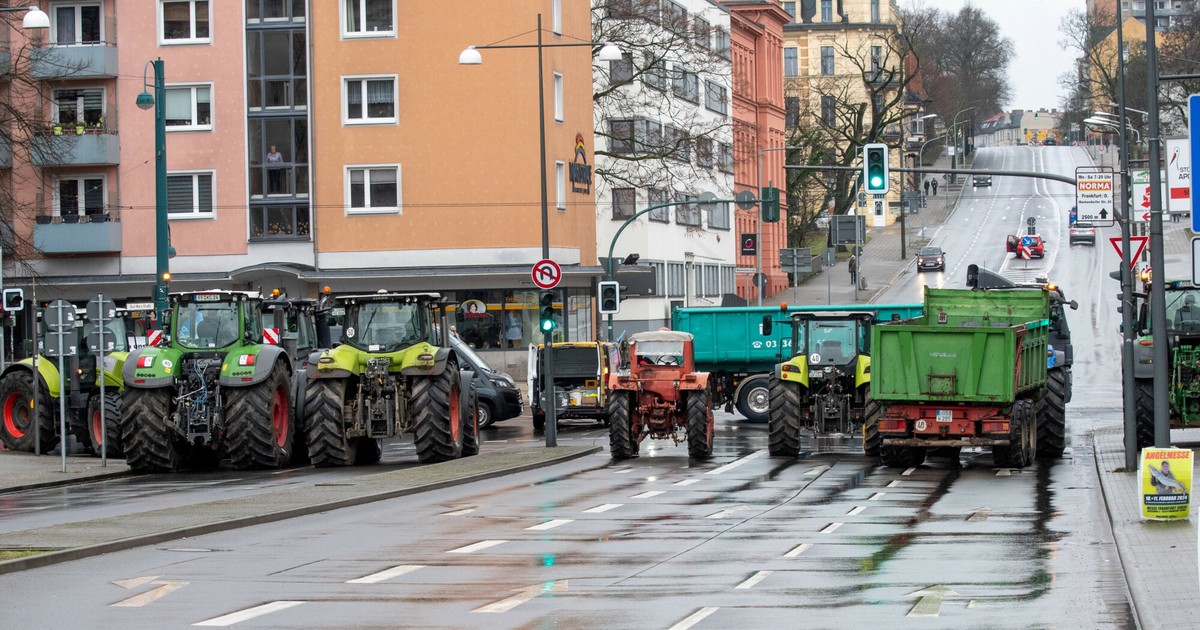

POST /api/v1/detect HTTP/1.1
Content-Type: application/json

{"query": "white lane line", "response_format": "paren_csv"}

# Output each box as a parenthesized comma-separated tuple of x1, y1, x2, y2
(705, 450, 765, 475)
(526, 519, 573, 531)
(613, 468, 634, 474)
(868, 492, 886, 501)
(783, 543, 813, 557)
(674, 479, 701, 486)
(442, 507, 476, 516)
(583, 503, 623, 513)
(820, 523, 844, 534)
(473, 580, 569, 614)
(887, 480, 902, 488)
(846, 506, 866, 516)
(112, 580, 188, 607)
(902, 467, 916, 476)
(735, 571, 773, 590)
(194, 601, 305, 627)
(631, 490, 664, 499)
(448, 540, 508, 554)
(996, 469, 1012, 477)
(803, 464, 831, 475)
(669, 607, 720, 630)
(705, 508, 741, 519)
(347, 565, 425, 584)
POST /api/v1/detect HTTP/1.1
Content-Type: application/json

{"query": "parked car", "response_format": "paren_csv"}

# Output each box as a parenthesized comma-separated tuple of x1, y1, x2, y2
(916, 246, 946, 272)
(1044, 138, 1057, 146)
(1069, 221, 1096, 246)
(451, 333, 522, 429)
(972, 175, 992, 187)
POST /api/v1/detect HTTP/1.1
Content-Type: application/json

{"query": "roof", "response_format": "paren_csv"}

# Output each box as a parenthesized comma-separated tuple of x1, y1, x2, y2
(630, 331, 694, 343)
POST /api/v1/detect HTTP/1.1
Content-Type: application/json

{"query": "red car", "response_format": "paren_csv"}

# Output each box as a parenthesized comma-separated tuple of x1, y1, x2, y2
(1006, 234, 1045, 259)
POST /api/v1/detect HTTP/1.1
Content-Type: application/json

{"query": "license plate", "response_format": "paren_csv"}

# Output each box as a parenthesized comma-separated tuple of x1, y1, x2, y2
(936, 410, 952, 423)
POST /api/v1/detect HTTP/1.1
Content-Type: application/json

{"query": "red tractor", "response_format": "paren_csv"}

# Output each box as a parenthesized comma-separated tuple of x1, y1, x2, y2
(605, 331, 713, 460)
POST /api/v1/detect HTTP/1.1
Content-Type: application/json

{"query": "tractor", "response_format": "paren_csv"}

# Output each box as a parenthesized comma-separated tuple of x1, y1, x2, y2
(1130, 279, 1200, 448)
(605, 330, 712, 460)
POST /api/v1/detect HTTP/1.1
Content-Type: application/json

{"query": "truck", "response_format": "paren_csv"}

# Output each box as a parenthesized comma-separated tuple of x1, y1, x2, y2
(672, 303, 923, 423)
(528, 341, 618, 432)
(1129, 278, 1200, 449)
(869, 280, 1063, 468)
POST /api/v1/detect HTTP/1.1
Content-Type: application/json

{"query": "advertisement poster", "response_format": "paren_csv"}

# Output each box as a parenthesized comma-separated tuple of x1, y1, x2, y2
(1140, 448, 1194, 521)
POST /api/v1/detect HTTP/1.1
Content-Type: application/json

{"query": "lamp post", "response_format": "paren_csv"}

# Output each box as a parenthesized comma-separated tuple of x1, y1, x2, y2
(900, 113, 938, 260)
(1143, 0, 1170, 448)
(137, 59, 170, 328)
(1112, 0, 1138, 468)
(460, 15, 621, 448)
(949, 105, 978, 184)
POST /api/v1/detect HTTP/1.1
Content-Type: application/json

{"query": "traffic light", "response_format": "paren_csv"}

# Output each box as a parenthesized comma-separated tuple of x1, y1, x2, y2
(863, 143, 889, 194)
(2, 288, 22, 312)
(760, 186, 780, 222)
(539, 291, 557, 333)
(598, 281, 620, 315)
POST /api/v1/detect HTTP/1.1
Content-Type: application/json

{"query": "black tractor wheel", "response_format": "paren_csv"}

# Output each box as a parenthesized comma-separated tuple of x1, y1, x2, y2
(862, 394, 882, 457)
(686, 389, 713, 460)
(767, 375, 802, 457)
(225, 362, 293, 470)
(607, 390, 636, 460)
(122, 387, 184, 473)
(994, 399, 1036, 468)
(305, 379, 355, 467)
(289, 371, 311, 466)
(736, 375, 770, 423)
(1134, 378, 1156, 450)
(353, 437, 383, 465)
(880, 445, 926, 468)
(86, 390, 123, 458)
(412, 365, 465, 463)
(0, 370, 56, 453)
(1036, 368, 1068, 459)
(462, 374, 481, 457)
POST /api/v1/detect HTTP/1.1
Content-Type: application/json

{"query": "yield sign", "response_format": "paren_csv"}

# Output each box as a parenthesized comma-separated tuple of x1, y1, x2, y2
(531, 259, 562, 290)
(1110, 235, 1149, 262)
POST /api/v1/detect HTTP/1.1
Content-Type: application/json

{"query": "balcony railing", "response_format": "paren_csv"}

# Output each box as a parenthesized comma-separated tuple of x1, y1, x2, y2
(30, 42, 118, 79)
(32, 126, 120, 166)
(33, 206, 122, 255)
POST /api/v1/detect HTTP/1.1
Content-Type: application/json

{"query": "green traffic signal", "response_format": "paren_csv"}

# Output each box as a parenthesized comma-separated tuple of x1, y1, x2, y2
(863, 143, 890, 194)
(539, 291, 557, 332)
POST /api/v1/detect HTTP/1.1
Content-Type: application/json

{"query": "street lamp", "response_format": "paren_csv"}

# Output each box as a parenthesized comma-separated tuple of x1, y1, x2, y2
(899, 113, 938, 260)
(0, 6, 49, 29)
(949, 105, 978, 183)
(459, 14, 621, 448)
(137, 59, 170, 328)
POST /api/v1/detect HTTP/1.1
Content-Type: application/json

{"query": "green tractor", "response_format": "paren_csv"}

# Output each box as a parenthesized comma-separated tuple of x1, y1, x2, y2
(1131, 279, 1200, 448)
(121, 290, 297, 472)
(0, 303, 134, 457)
(303, 292, 477, 466)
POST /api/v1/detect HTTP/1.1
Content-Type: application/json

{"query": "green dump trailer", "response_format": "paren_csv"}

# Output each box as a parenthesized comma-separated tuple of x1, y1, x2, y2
(870, 287, 1057, 469)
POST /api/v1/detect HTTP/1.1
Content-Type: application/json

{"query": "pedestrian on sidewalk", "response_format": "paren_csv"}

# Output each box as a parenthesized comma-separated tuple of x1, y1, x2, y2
(931, 179, 938, 196)
(923, 179, 930, 197)
(848, 254, 858, 284)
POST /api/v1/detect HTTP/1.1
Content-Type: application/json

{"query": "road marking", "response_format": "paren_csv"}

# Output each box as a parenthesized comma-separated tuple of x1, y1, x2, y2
(705, 450, 764, 475)
(474, 580, 567, 613)
(631, 490, 664, 499)
(442, 507, 477, 516)
(887, 480, 902, 487)
(820, 523, 843, 534)
(669, 607, 720, 630)
(194, 601, 305, 626)
(846, 506, 866, 516)
(583, 503, 622, 513)
(112, 579, 189, 607)
(113, 575, 159, 589)
(906, 585, 959, 618)
(735, 570, 773, 589)
(613, 467, 634, 474)
(967, 508, 992, 522)
(803, 464, 831, 475)
(527, 519, 573, 531)
(674, 479, 701, 486)
(783, 543, 813, 557)
(346, 565, 425, 584)
(448, 540, 508, 554)
(705, 506, 745, 519)
(868, 492, 886, 500)
(995, 469, 1013, 477)
(902, 467, 916, 476)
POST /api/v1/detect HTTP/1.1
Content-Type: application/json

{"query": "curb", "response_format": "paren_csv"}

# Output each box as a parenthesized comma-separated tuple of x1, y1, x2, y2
(0, 468, 135, 495)
(1091, 428, 1143, 630)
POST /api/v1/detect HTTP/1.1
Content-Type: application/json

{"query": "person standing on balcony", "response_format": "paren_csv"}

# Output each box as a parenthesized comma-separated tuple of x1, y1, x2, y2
(266, 145, 284, 194)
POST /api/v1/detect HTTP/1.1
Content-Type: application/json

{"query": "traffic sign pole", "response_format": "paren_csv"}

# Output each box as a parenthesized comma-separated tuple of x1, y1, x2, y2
(1189, 95, 1199, 232)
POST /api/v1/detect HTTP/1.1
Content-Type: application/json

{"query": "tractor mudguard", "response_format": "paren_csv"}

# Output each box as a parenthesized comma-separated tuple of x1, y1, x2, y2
(123, 346, 185, 388)
(220, 344, 290, 387)
(1132, 343, 1155, 379)
(1, 360, 62, 398)
(308, 344, 357, 380)
(777, 357, 810, 387)
(855, 355, 871, 388)
(678, 372, 710, 390)
(400, 346, 452, 377)
(98, 352, 128, 390)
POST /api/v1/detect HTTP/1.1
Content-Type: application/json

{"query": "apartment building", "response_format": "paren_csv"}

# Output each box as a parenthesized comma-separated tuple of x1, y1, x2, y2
(1089, 0, 1197, 29)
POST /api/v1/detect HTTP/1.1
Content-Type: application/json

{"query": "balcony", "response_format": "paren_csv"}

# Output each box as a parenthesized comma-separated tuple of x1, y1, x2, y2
(31, 128, 119, 167)
(33, 210, 122, 255)
(30, 44, 118, 80)
(0, 47, 10, 76)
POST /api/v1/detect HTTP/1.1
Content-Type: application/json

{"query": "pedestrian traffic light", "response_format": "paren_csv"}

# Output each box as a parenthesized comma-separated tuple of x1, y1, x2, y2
(2, 288, 22, 312)
(863, 143, 889, 194)
(760, 186, 780, 222)
(539, 291, 557, 333)
(598, 281, 620, 315)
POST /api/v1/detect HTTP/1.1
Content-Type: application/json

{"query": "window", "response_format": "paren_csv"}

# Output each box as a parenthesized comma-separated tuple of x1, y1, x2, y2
(871, 46, 882, 73)
(821, 95, 836, 126)
(718, 142, 733, 173)
(346, 165, 400, 214)
(783, 2, 796, 20)
(666, 126, 690, 163)
(610, 54, 634, 85)
(613, 187, 636, 220)
(704, 80, 727, 115)
(54, 3, 101, 45)
(246, 0, 305, 22)
(821, 46, 834, 75)
(648, 187, 670, 222)
(675, 193, 700, 226)
(344, 76, 396, 124)
(722, 266, 735, 294)
(56, 176, 105, 219)
(553, 73, 563, 122)
(695, 137, 713, 169)
(164, 84, 212, 130)
(247, 30, 307, 112)
(714, 27, 730, 59)
(673, 67, 698, 103)
(693, 17, 710, 50)
(160, 0, 210, 43)
(53, 88, 104, 125)
(871, 0, 880, 22)
(644, 54, 668, 90)
(784, 48, 798, 77)
(249, 117, 309, 198)
(663, 0, 688, 35)
(167, 171, 214, 217)
(704, 266, 720, 297)
(821, 0, 833, 22)
(556, 161, 566, 210)
(609, 119, 635, 154)
(250, 205, 310, 240)
(647, 262, 665, 296)
(552, 0, 562, 33)
(707, 202, 730, 230)
(785, 96, 800, 128)
(343, 0, 393, 36)
(668, 263, 686, 297)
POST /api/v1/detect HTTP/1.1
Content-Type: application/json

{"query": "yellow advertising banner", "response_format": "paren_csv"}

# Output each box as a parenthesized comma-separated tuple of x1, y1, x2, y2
(1140, 448, 1193, 521)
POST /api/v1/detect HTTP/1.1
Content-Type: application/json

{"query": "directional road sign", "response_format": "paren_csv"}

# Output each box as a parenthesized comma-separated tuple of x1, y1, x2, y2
(531, 259, 562, 290)
(1075, 168, 1116, 226)
(1111, 236, 1149, 263)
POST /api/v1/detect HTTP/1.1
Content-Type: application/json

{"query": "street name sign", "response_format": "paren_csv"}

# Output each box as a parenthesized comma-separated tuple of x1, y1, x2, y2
(1075, 168, 1116, 226)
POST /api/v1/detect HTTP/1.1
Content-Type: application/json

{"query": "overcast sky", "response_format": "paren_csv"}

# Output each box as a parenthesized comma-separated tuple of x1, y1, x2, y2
(897, 0, 1079, 112)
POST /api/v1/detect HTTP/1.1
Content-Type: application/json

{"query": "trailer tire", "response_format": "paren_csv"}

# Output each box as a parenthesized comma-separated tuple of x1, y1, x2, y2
(412, 365, 465, 463)
(993, 399, 1036, 468)
(767, 376, 802, 457)
(686, 390, 713, 460)
(353, 437, 382, 465)
(1036, 368, 1067, 459)
(462, 373, 480, 457)
(1134, 378, 1155, 450)
(306, 379, 355, 467)
(0, 370, 57, 453)
(862, 398, 882, 457)
(880, 445, 926, 468)
(122, 387, 184, 473)
(86, 390, 123, 458)
(607, 391, 637, 460)
(736, 375, 770, 424)
(225, 362, 292, 470)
